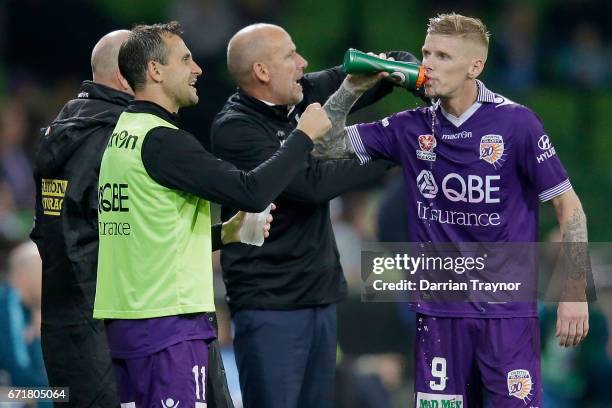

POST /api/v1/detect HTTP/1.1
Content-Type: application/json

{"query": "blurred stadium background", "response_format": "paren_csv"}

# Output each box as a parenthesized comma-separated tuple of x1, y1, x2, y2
(0, 0, 611, 407)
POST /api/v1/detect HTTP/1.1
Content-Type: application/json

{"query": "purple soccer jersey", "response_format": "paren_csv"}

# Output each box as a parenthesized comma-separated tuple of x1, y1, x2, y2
(349, 80, 570, 318)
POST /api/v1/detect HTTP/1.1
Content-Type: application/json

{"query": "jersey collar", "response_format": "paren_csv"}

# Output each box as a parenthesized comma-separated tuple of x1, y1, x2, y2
(126, 100, 180, 127)
(435, 80, 496, 128)
(475, 80, 496, 103)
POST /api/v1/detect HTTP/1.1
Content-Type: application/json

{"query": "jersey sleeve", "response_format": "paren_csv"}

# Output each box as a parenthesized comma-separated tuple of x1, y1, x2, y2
(346, 113, 403, 165)
(516, 107, 572, 202)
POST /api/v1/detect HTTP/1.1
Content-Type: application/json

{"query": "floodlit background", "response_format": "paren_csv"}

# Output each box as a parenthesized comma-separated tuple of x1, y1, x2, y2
(0, 0, 611, 406)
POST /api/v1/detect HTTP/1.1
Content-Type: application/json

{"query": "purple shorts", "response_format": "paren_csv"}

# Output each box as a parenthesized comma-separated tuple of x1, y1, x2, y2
(414, 314, 542, 408)
(113, 339, 209, 408)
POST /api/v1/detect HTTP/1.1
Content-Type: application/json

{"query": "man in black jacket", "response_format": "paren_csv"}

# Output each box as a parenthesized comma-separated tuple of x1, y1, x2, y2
(30, 30, 133, 408)
(211, 23, 422, 408)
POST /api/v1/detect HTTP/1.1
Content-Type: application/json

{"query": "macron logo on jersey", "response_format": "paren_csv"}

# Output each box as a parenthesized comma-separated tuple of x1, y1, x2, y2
(442, 131, 472, 140)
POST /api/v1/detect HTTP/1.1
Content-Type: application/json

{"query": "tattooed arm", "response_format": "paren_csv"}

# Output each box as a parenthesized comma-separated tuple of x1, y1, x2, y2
(312, 81, 360, 159)
(551, 189, 589, 347)
(313, 66, 389, 159)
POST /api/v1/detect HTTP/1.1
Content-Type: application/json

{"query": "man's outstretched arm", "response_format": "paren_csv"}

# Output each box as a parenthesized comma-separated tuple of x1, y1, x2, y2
(313, 60, 389, 160)
(312, 81, 359, 159)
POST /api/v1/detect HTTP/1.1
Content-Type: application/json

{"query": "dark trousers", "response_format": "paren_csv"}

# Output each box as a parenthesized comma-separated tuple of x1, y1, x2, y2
(42, 321, 119, 408)
(207, 313, 235, 408)
(233, 304, 337, 408)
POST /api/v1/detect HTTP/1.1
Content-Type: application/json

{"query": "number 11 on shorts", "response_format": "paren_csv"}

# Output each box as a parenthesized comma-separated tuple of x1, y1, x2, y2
(192, 365, 206, 401)
(430, 357, 447, 391)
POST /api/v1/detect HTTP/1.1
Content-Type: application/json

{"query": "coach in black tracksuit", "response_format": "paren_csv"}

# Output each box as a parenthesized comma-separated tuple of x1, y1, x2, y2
(30, 30, 133, 407)
(31, 81, 128, 407)
(211, 24, 422, 408)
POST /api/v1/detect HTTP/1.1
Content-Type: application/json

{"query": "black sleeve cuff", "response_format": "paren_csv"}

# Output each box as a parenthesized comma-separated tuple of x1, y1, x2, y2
(211, 223, 223, 251)
(387, 50, 420, 64)
(287, 129, 314, 151)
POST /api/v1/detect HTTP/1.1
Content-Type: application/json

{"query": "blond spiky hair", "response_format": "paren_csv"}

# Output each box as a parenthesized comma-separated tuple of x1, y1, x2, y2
(427, 12, 490, 49)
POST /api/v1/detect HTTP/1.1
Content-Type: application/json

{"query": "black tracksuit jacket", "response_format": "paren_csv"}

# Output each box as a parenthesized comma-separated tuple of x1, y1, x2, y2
(211, 53, 422, 314)
(31, 81, 132, 325)
(30, 81, 130, 407)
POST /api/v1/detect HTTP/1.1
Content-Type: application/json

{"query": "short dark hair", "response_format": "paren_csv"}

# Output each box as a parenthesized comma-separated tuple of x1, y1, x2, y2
(118, 21, 184, 92)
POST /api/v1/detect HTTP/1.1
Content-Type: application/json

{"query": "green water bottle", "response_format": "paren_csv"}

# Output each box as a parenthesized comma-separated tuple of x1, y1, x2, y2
(342, 48, 426, 90)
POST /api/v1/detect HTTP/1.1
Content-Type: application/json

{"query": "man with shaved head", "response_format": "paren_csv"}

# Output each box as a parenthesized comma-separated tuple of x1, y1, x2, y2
(90, 30, 135, 90)
(31, 29, 133, 407)
(211, 23, 423, 407)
